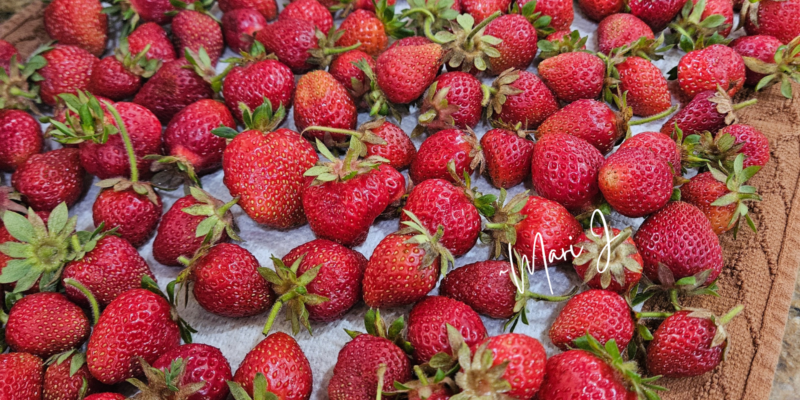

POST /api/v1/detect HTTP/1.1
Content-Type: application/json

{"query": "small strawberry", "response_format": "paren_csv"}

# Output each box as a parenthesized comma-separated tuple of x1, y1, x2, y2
(550, 289, 635, 350)
(538, 51, 606, 104)
(677, 44, 746, 100)
(599, 147, 673, 218)
(43, 352, 103, 400)
(12, 148, 84, 212)
(716, 124, 770, 168)
(597, 13, 654, 54)
(88, 40, 160, 101)
(573, 227, 643, 293)
(607, 55, 672, 117)
(628, 0, 685, 32)
(0, 353, 43, 400)
(0, 39, 18, 73)
(660, 87, 756, 138)
(280, 0, 334, 32)
(483, 13, 538, 75)
(578, 0, 623, 21)
(618, 131, 682, 173)
(363, 210, 455, 308)
(6, 292, 90, 358)
(485, 69, 560, 130)
(0, 110, 43, 172)
(171, 2, 225, 65)
(647, 306, 743, 377)
(536, 99, 627, 154)
(152, 344, 233, 400)
(409, 128, 484, 184)
(222, 9, 267, 53)
(92, 185, 162, 248)
(329, 50, 376, 100)
(415, 71, 483, 134)
(743, 0, 800, 43)
(531, 133, 604, 213)
(519, 0, 574, 31)
(44, 0, 108, 56)
(38, 45, 99, 106)
(375, 43, 444, 104)
(408, 296, 487, 363)
(218, 0, 278, 21)
(233, 332, 313, 399)
(162, 99, 235, 175)
(335, 9, 392, 56)
(153, 188, 238, 267)
(294, 70, 358, 145)
(480, 126, 535, 189)
(127, 23, 176, 62)
(461, 0, 511, 22)
(730, 34, 784, 87)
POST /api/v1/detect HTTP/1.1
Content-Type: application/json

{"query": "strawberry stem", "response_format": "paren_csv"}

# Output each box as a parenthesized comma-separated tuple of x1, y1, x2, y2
(628, 105, 678, 126)
(103, 101, 140, 182)
(324, 42, 362, 55)
(64, 278, 101, 325)
(636, 311, 673, 319)
(467, 11, 502, 43)
(302, 126, 358, 137)
(524, 286, 577, 302)
(719, 304, 744, 324)
(262, 289, 305, 336)
(732, 98, 757, 110)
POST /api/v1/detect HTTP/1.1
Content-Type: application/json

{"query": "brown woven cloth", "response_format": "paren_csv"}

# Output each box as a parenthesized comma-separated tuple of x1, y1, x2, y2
(0, 1, 47, 60)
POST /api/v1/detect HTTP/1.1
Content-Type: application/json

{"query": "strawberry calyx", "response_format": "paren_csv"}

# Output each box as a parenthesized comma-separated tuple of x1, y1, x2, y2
(212, 98, 286, 139)
(706, 154, 762, 237)
(402, 0, 459, 36)
(573, 227, 642, 290)
(167, 0, 218, 20)
(48, 91, 117, 145)
(375, 0, 416, 39)
(481, 189, 528, 259)
(344, 308, 414, 354)
(743, 36, 800, 99)
(0, 50, 45, 111)
(228, 373, 280, 400)
(427, 12, 503, 73)
(304, 139, 389, 184)
(514, 0, 555, 37)
(446, 160, 496, 218)
(180, 186, 242, 243)
(307, 27, 363, 69)
(613, 34, 672, 62)
(259, 254, 330, 336)
(641, 264, 720, 311)
(390, 365, 455, 398)
(128, 357, 206, 400)
(537, 30, 587, 59)
(115, 38, 162, 79)
(141, 275, 197, 343)
(146, 154, 201, 194)
(0, 186, 26, 219)
(301, 118, 389, 152)
(398, 209, 456, 276)
(103, 0, 144, 35)
(414, 81, 462, 136)
(353, 59, 404, 121)
(683, 304, 744, 360)
(484, 68, 524, 123)
(451, 330, 514, 397)
(668, 0, 730, 52)
(183, 47, 219, 91)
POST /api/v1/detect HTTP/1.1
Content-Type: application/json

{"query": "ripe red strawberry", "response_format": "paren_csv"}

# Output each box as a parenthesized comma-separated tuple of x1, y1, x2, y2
(410, 128, 483, 184)
(258, 18, 359, 74)
(699, 0, 734, 36)
(481, 127, 534, 188)
(127, 23, 176, 62)
(744, 0, 800, 43)
(634, 201, 724, 284)
(486, 69, 560, 130)
(483, 14, 538, 75)
(461, 0, 511, 22)
(0, 110, 42, 172)
(6, 293, 90, 357)
(717, 124, 770, 168)
(376, 43, 444, 104)
(408, 296, 487, 363)
(330, 50, 376, 100)
(628, 0, 685, 31)
(43, 352, 103, 400)
(539, 52, 605, 103)
(281, 0, 333, 32)
(519, 0, 574, 31)
(62, 235, 156, 307)
(12, 148, 85, 212)
(107, 0, 189, 25)
(730, 35, 784, 86)
(618, 131, 682, 173)
(356, 119, 417, 170)
(550, 289, 635, 350)
(219, 0, 279, 20)
(152, 344, 233, 400)
(597, 13, 654, 54)
(354, 0, 400, 12)
(531, 133, 604, 213)
(647, 307, 742, 377)
(44, 0, 107, 56)
(329, 310, 412, 399)
(87, 287, 183, 384)
(92, 187, 162, 248)
(222, 9, 267, 53)
(457, 334, 547, 399)
(660, 88, 752, 137)
(220, 103, 317, 229)
(578, 0, 623, 21)
(172, 7, 224, 65)
(0, 39, 18, 73)
(88, 54, 147, 101)
(0, 353, 43, 400)
(336, 10, 390, 56)
(416, 72, 483, 133)
(678, 44, 746, 100)
(573, 227, 643, 293)
(599, 147, 673, 217)
(134, 54, 216, 123)
(163, 99, 235, 174)
(84, 395, 125, 400)
(378, 164, 406, 207)
(233, 332, 313, 399)
(294, 70, 358, 144)
(536, 99, 624, 154)
(440, 260, 518, 319)
(302, 146, 390, 247)
(221, 47, 295, 122)
(38, 45, 99, 106)
(191, 243, 274, 317)
(613, 56, 672, 117)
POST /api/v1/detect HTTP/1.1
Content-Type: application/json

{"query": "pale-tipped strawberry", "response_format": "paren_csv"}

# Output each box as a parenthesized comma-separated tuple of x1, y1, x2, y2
(88, 39, 161, 101)
(151, 344, 233, 400)
(0, 353, 44, 400)
(660, 87, 757, 138)
(127, 23, 176, 62)
(218, 0, 278, 21)
(531, 133, 604, 213)
(743, 0, 800, 43)
(415, 71, 483, 135)
(171, 1, 225, 65)
(258, 20, 361, 74)
(409, 128, 484, 184)
(233, 332, 313, 399)
(597, 13, 654, 54)
(539, 51, 606, 104)
(44, 0, 108, 56)
(294, 70, 358, 146)
(407, 296, 487, 363)
(38, 45, 99, 106)
(677, 44, 746, 100)
(573, 227, 644, 293)
(485, 69, 560, 129)
(599, 147, 674, 218)
(43, 351, 103, 400)
(549, 289, 635, 350)
(0, 110, 43, 172)
(481, 126, 535, 189)
(222, 9, 267, 54)
(6, 292, 90, 358)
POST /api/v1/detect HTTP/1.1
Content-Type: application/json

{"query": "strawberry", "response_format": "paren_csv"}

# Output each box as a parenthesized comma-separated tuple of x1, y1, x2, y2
(647, 306, 743, 377)
(597, 13, 654, 54)
(599, 147, 673, 217)
(306, 118, 417, 170)
(392, 366, 454, 399)
(220, 44, 295, 123)
(660, 87, 755, 137)
(294, 70, 358, 145)
(573, 227, 643, 293)
(163, 99, 235, 175)
(698, 0, 734, 37)
(461, 0, 511, 22)
(0, 353, 43, 400)
(84, 395, 125, 400)
(457, 333, 547, 399)
(536, 99, 625, 154)
(378, 164, 407, 207)
(519, 0, 574, 31)
(43, 0, 107, 57)
(329, 309, 412, 399)
(105, 0, 189, 26)
(550, 289, 635, 350)
(189, 243, 274, 317)
(375, 43, 444, 104)
(363, 211, 455, 308)
(354, 0, 400, 12)
(539, 29, 587, 58)
(677, 44, 746, 100)
(280, 0, 334, 32)
(222, 9, 267, 53)
(416, 72, 483, 134)
(409, 128, 484, 184)
(0, 39, 18, 73)
(219, 0, 279, 21)
(480, 127, 535, 188)
(86, 284, 186, 384)
(611, 56, 672, 117)
(152, 344, 233, 400)
(218, 101, 317, 229)
(171, 4, 224, 65)
(134, 53, 215, 123)
(730, 34, 784, 87)
(531, 133, 604, 213)
(618, 131, 682, 173)
(302, 145, 390, 247)
(744, 0, 800, 43)
(87, 41, 156, 101)
(486, 69, 560, 130)
(336, 10, 390, 56)
(634, 201, 724, 284)
(43, 352, 103, 400)
(484, 191, 583, 269)
(127, 23, 176, 63)
(717, 124, 770, 168)
(401, 177, 493, 257)
(6, 292, 90, 357)
(538, 52, 606, 103)
(483, 13, 538, 75)
(0, 110, 42, 172)
(62, 235, 156, 307)
(628, 0, 685, 32)
(38, 45, 99, 106)
(408, 296, 487, 363)
(578, 0, 623, 21)
(258, 19, 361, 74)
(12, 148, 84, 212)
(329, 50, 376, 100)
(152, 188, 238, 266)
(92, 186, 162, 248)
(233, 332, 313, 399)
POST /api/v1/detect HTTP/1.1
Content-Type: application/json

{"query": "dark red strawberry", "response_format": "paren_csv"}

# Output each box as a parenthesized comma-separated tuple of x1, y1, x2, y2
(578, 0, 623, 21)
(38, 45, 99, 106)
(730, 34, 784, 86)
(127, 22, 176, 62)
(222, 9, 267, 53)
(573, 227, 643, 293)
(171, 5, 224, 65)
(677, 44, 746, 100)
(408, 296, 487, 363)
(539, 51, 606, 104)
(416, 72, 483, 134)
(743, 0, 800, 43)
(12, 148, 84, 212)
(233, 332, 313, 399)
(486, 69, 559, 130)
(409, 128, 484, 184)
(133, 55, 215, 123)
(628, 0, 685, 32)
(0, 110, 42, 172)
(280, 0, 334, 32)
(220, 45, 295, 122)
(0, 353, 43, 400)
(660, 87, 755, 137)
(6, 292, 90, 357)
(258, 18, 360, 74)
(355, 119, 417, 170)
(597, 13, 654, 54)
(219, 0, 278, 21)
(599, 147, 673, 217)
(294, 70, 358, 145)
(550, 289, 635, 350)
(152, 344, 233, 400)
(92, 186, 162, 248)
(481, 127, 534, 189)
(106, 0, 190, 25)
(717, 124, 770, 168)
(483, 14, 538, 75)
(461, 0, 511, 22)
(44, 0, 108, 56)
(163, 99, 235, 174)
(618, 131, 682, 173)
(457, 334, 547, 399)
(531, 133, 604, 213)
(88, 56, 145, 101)
(536, 99, 625, 154)
(43, 352, 103, 400)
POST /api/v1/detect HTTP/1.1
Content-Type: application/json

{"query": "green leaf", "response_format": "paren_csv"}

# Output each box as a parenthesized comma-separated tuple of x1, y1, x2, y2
(0, 242, 30, 259)
(47, 203, 69, 235)
(781, 76, 793, 99)
(3, 212, 34, 243)
(195, 217, 218, 238)
(0, 259, 32, 283)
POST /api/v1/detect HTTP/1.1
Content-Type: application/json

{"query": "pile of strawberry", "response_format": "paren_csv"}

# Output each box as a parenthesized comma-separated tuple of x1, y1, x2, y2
(0, 0, 797, 396)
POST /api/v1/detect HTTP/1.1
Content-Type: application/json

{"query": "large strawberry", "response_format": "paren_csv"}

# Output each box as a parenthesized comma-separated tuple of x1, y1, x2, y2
(408, 296, 487, 363)
(280, 0, 334, 32)
(0, 110, 42, 172)
(536, 99, 626, 154)
(618, 131, 682, 173)
(38, 45, 99, 106)
(294, 70, 358, 145)
(133, 52, 215, 123)
(597, 13, 654, 54)
(0, 353, 43, 400)
(609, 56, 672, 117)
(743, 0, 800, 43)
(549, 289, 635, 350)
(171, 2, 225, 64)
(539, 51, 606, 104)
(233, 332, 313, 399)
(482, 13, 538, 75)
(599, 147, 673, 217)
(152, 344, 233, 400)
(531, 133, 604, 213)
(222, 9, 267, 53)
(219, 0, 278, 21)
(43, 0, 108, 56)
(5, 292, 90, 357)
(43, 352, 103, 400)
(730, 34, 784, 87)
(409, 128, 483, 184)
(677, 44, 746, 100)
(374, 43, 444, 104)
(12, 148, 84, 212)
(415, 71, 483, 134)
(486, 69, 559, 129)
(127, 23, 176, 62)
(573, 227, 643, 293)
(481, 126, 535, 189)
